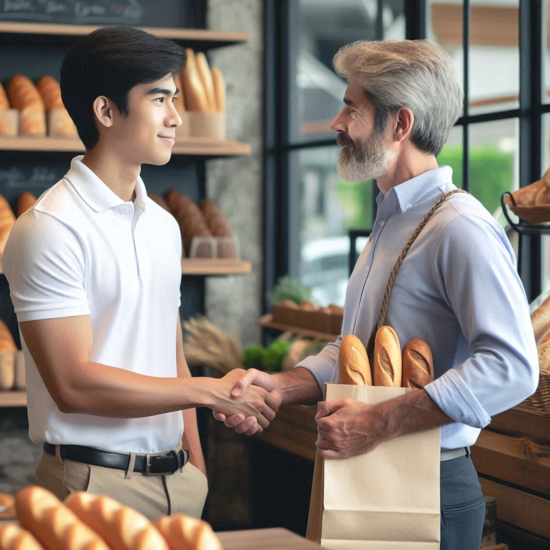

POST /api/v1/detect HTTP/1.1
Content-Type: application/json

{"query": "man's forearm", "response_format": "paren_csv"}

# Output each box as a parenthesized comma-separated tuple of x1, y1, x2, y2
(379, 389, 454, 442)
(273, 367, 323, 407)
(60, 362, 215, 416)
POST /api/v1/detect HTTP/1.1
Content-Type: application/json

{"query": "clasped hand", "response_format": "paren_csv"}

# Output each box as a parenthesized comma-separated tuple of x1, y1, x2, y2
(213, 369, 281, 434)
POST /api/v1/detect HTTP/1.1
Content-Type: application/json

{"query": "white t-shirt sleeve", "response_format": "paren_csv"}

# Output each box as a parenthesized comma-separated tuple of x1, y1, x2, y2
(3, 211, 90, 322)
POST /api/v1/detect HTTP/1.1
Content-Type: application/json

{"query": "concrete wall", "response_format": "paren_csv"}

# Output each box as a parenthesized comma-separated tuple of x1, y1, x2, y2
(205, 0, 264, 349)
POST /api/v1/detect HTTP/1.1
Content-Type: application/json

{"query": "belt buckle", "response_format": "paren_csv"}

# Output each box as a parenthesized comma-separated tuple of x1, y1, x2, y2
(145, 454, 165, 476)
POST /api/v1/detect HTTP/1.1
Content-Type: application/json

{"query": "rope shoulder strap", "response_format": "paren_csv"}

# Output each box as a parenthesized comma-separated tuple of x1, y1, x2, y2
(366, 188, 470, 355)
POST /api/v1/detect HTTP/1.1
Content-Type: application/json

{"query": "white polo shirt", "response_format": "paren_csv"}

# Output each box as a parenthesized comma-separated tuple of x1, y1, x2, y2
(3, 155, 184, 453)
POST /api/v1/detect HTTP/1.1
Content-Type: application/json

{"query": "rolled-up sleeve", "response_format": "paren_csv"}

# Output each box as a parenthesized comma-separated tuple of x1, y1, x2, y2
(295, 336, 342, 395)
(425, 213, 539, 428)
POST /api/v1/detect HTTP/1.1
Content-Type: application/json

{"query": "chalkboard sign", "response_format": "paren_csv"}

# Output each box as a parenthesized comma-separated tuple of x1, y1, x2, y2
(0, 0, 205, 29)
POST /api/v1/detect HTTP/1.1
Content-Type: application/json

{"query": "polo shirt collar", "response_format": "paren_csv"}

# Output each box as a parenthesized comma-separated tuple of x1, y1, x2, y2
(65, 155, 147, 213)
(375, 166, 454, 213)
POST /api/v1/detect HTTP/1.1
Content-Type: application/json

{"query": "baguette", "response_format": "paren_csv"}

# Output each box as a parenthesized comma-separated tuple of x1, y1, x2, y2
(0, 83, 10, 110)
(538, 340, 550, 373)
(195, 53, 216, 112)
(373, 326, 402, 387)
(65, 492, 168, 550)
(0, 524, 44, 550)
(0, 493, 14, 519)
(182, 49, 210, 113)
(15, 486, 109, 550)
(211, 67, 225, 113)
(0, 319, 16, 354)
(36, 76, 64, 109)
(7, 75, 46, 136)
(531, 294, 550, 341)
(17, 191, 37, 217)
(338, 334, 371, 385)
(0, 195, 16, 261)
(402, 338, 434, 389)
(153, 514, 222, 550)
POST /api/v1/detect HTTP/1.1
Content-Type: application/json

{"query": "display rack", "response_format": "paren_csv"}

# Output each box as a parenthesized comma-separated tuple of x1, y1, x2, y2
(258, 314, 339, 342)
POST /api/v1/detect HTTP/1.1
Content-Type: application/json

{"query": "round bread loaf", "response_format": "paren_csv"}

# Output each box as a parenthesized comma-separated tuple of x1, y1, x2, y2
(339, 334, 371, 385)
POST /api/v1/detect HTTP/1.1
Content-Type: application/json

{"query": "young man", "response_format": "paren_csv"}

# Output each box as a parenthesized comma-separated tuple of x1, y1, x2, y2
(3, 26, 277, 521)
(215, 40, 539, 549)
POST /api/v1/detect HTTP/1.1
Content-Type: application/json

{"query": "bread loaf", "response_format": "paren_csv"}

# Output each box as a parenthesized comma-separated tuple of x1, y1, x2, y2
(402, 338, 434, 389)
(531, 294, 550, 341)
(17, 191, 37, 217)
(339, 334, 372, 385)
(0, 320, 16, 354)
(373, 326, 402, 387)
(7, 75, 46, 136)
(513, 180, 542, 206)
(0, 493, 14, 519)
(15, 486, 109, 550)
(173, 73, 185, 115)
(147, 191, 170, 212)
(195, 53, 216, 112)
(199, 199, 232, 237)
(0, 523, 44, 550)
(211, 67, 225, 113)
(165, 190, 212, 256)
(36, 76, 64, 109)
(65, 492, 168, 550)
(0, 84, 10, 110)
(300, 301, 319, 312)
(153, 514, 222, 550)
(535, 187, 550, 206)
(182, 49, 210, 113)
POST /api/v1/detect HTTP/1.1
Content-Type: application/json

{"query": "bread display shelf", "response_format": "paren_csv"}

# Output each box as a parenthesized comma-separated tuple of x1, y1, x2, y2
(182, 258, 251, 275)
(258, 313, 339, 341)
(0, 22, 250, 48)
(0, 391, 26, 408)
(0, 137, 251, 157)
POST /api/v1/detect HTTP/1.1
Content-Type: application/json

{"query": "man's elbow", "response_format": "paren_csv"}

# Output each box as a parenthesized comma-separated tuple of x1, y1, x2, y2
(52, 385, 82, 414)
(515, 357, 540, 403)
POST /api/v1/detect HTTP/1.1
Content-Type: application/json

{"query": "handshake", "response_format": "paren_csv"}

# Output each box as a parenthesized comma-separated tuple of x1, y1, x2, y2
(210, 368, 282, 436)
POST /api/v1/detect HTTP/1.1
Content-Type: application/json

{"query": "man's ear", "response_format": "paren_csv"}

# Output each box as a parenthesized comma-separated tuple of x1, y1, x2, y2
(92, 96, 114, 129)
(393, 107, 414, 144)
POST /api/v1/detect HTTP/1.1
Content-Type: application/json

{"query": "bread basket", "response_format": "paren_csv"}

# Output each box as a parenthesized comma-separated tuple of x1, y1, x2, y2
(503, 190, 550, 225)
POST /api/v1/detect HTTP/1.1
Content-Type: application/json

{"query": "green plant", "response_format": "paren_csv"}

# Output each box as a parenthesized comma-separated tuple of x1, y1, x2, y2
(262, 340, 291, 372)
(242, 346, 266, 370)
(269, 276, 312, 306)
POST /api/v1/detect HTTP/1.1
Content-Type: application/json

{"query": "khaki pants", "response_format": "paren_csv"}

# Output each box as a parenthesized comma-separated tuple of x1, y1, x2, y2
(34, 446, 208, 522)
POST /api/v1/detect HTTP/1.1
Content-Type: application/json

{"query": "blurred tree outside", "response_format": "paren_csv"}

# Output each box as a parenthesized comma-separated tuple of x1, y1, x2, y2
(438, 145, 514, 216)
(336, 179, 373, 229)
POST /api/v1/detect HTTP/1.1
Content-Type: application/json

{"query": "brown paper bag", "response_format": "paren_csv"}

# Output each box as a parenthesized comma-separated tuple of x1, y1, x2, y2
(307, 383, 441, 549)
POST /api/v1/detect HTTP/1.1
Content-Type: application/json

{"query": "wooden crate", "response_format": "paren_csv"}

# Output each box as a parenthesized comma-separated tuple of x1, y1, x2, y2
(472, 407, 550, 546)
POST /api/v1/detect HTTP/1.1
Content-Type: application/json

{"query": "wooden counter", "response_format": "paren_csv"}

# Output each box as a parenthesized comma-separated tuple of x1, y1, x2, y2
(218, 528, 323, 549)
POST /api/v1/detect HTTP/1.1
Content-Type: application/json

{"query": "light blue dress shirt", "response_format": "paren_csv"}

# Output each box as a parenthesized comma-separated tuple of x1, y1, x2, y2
(296, 166, 539, 450)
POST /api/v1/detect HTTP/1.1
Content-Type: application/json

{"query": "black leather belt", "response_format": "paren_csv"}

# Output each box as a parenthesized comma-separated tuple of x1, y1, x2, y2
(43, 443, 188, 476)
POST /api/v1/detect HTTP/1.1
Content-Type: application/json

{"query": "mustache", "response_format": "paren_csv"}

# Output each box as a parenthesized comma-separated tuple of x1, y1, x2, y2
(336, 133, 357, 150)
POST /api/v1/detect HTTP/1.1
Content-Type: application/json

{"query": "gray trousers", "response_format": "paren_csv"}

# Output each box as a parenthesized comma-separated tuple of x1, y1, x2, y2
(440, 451, 485, 550)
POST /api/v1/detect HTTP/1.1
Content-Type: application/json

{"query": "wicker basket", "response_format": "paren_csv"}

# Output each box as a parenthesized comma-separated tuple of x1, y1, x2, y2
(503, 192, 550, 225)
(514, 369, 550, 417)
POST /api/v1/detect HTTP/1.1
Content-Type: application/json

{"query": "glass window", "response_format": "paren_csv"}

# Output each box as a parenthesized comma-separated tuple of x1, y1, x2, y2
(428, 0, 464, 118)
(469, 0, 520, 115)
(469, 118, 519, 225)
(437, 125, 463, 188)
(295, 146, 374, 306)
(290, 0, 406, 143)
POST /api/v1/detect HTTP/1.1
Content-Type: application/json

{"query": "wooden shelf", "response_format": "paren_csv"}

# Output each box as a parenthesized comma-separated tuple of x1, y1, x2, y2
(0, 22, 250, 48)
(258, 314, 339, 341)
(182, 259, 251, 275)
(0, 137, 251, 157)
(0, 391, 26, 408)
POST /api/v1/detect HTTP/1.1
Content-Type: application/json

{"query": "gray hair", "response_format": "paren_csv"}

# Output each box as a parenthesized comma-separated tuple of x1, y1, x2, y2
(333, 40, 463, 157)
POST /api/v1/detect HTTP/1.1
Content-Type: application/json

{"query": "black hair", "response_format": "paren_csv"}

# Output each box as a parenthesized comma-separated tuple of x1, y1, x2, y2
(61, 26, 186, 150)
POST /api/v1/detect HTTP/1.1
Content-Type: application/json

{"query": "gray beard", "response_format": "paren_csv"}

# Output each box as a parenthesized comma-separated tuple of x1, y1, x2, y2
(336, 131, 394, 182)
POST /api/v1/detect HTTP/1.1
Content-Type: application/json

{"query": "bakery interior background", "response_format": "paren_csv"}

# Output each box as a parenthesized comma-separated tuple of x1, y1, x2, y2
(0, 1, 549, 549)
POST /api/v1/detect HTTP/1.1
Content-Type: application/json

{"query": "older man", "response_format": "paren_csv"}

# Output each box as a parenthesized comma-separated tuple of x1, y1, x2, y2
(216, 40, 538, 549)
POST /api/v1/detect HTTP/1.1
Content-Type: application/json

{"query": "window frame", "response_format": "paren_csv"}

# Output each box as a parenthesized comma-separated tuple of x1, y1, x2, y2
(263, 0, 543, 312)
